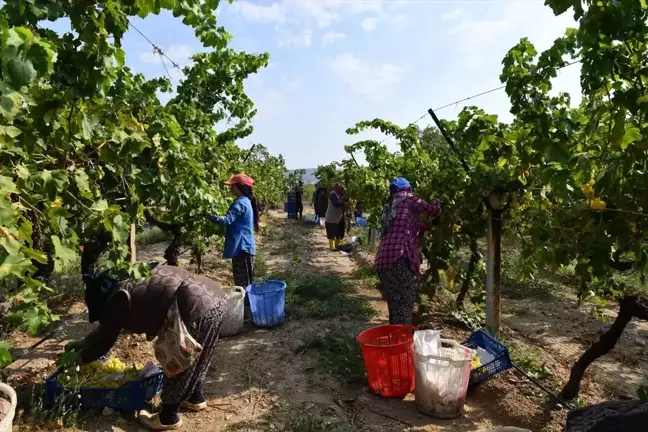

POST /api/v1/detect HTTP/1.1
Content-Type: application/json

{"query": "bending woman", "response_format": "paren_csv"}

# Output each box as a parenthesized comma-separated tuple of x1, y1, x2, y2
(374, 177, 441, 325)
(208, 173, 258, 316)
(58, 264, 228, 431)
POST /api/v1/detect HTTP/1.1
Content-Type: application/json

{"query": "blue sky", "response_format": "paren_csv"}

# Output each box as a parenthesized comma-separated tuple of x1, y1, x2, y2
(49, 1, 581, 169)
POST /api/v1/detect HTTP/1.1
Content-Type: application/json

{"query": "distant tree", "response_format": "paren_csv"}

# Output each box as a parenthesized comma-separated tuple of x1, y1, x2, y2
(286, 169, 306, 191)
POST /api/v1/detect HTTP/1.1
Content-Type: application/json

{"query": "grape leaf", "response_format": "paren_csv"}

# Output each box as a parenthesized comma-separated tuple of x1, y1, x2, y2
(7, 58, 37, 88)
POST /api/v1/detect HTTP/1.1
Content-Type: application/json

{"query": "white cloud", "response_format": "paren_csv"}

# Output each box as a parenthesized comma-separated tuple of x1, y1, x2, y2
(227, 0, 403, 44)
(361, 17, 380, 31)
(230, 1, 286, 24)
(360, 13, 406, 32)
(277, 28, 313, 48)
(322, 31, 346, 46)
(329, 53, 405, 100)
(441, 9, 462, 21)
(447, 2, 576, 70)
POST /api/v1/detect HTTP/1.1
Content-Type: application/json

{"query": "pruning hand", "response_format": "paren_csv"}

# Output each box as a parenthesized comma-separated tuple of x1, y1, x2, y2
(207, 213, 220, 223)
(64, 339, 87, 353)
(56, 350, 80, 371)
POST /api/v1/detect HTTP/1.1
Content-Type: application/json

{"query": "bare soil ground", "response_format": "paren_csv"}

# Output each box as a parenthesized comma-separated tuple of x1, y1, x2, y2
(5, 208, 647, 431)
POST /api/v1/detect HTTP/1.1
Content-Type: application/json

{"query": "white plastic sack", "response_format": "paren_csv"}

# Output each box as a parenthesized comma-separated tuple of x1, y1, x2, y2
(477, 346, 495, 365)
(220, 286, 245, 337)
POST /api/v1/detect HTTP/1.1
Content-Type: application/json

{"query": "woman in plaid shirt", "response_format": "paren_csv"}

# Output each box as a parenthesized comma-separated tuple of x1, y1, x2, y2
(375, 178, 442, 325)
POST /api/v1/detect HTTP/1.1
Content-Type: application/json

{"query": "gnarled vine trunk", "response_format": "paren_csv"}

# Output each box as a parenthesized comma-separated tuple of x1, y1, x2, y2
(145, 211, 182, 266)
(456, 237, 482, 307)
(164, 233, 183, 266)
(560, 295, 648, 400)
(28, 211, 54, 283)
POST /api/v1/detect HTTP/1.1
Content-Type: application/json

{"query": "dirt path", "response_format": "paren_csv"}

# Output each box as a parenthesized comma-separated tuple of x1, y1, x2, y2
(9, 209, 635, 432)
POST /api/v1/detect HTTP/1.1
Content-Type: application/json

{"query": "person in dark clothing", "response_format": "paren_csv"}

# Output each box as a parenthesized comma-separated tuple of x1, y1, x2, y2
(325, 184, 347, 250)
(314, 184, 328, 226)
(58, 265, 228, 431)
(294, 181, 304, 220)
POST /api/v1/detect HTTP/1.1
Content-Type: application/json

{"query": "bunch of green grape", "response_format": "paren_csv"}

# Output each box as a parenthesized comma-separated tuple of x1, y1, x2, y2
(57, 358, 145, 389)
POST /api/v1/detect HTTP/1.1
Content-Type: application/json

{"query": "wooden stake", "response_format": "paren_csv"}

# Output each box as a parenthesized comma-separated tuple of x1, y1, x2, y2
(130, 223, 137, 263)
(486, 192, 503, 338)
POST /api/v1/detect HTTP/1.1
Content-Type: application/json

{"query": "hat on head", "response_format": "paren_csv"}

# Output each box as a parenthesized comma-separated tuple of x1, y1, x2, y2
(391, 177, 410, 191)
(225, 173, 254, 187)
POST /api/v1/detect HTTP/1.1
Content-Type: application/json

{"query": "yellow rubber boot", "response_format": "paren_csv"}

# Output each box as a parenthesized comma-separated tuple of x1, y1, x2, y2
(334, 239, 341, 249)
(329, 239, 336, 251)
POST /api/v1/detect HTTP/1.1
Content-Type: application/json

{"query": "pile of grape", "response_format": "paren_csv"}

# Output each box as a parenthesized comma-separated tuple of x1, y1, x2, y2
(57, 358, 145, 389)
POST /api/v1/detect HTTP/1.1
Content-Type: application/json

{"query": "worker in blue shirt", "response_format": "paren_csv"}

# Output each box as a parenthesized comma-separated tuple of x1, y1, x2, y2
(208, 173, 259, 318)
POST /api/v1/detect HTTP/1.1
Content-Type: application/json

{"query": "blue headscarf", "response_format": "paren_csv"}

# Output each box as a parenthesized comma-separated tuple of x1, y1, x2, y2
(382, 178, 412, 234)
(389, 177, 411, 196)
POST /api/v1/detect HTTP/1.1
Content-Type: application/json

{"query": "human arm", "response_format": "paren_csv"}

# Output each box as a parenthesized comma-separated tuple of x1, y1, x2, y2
(77, 291, 129, 364)
(411, 196, 442, 218)
(209, 200, 245, 227)
(329, 191, 346, 208)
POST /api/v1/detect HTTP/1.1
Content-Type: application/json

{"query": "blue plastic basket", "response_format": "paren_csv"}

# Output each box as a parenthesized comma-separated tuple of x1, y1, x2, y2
(246, 280, 287, 328)
(461, 329, 512, 385)
(45, 364, 163, 411)
(355, 216, 368, 227)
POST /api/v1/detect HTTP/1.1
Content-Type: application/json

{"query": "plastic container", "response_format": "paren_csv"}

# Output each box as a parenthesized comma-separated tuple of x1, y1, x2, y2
(355, 216, 368, 228)
(462, 329, 512, 385)
(413, 338, 474, 419)
(0, 383, 17, 432)
(45, 365, 163, 410)
(246, 280, 287, 328)
(356, 325, 416, 398)
(220, 286, 246, 337)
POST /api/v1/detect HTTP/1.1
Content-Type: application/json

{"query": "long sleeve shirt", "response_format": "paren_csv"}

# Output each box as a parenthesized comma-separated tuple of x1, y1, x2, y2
(374, 192, 442, 274)
(211, 196, 256, 259)
(79, 265, 224, 364)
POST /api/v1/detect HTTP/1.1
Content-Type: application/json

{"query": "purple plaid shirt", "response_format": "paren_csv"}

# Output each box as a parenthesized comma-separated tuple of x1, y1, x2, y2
(374, 192, 442, 274)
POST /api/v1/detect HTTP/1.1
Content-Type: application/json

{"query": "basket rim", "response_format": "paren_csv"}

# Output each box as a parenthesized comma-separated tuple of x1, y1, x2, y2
(46, 367, 163, 392)
(246, 280, 287, 294)
(356, 324, 417, 347)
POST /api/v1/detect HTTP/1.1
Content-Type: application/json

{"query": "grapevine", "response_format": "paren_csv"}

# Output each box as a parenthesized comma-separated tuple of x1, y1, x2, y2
(0, 0, 286, 345)
(321, 0, 648, 400)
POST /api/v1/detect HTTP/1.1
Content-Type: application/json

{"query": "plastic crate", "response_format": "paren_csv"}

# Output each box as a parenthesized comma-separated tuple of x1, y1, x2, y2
(45, 365, 163, 411)
(246, 280, 287, 328)
(461, 329, 512, 385)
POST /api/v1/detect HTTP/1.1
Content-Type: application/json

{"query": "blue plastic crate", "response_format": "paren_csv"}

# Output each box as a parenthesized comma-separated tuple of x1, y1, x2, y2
(461, 329, 512, 385)
(45, 363, 163, 411)
(246, 280, 286, 328)
(355, 216, 368, 228)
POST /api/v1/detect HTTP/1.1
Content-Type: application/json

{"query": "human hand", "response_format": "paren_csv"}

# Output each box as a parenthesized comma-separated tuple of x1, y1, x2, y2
(56, 350, 79, 370)
(64, 339, 87, 353)
(207, 213, 220, 223)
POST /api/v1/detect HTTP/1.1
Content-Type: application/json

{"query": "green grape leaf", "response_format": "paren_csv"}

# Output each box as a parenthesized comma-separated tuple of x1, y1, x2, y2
(0, 342, 11, 367)
(0, 125, 22, 138)
(51, 235, 77, 272)
(74, 168, 92, 198)
(91, 199, 109, 212)
(0, 250, 35, 280)
(7, 58, 37, 88)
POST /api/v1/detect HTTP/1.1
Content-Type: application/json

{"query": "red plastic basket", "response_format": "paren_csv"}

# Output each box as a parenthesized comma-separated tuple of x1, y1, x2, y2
(356, 325, 417, 398)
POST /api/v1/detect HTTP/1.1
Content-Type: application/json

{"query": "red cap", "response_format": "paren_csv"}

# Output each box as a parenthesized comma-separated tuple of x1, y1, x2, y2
(224, 173, 254, 187)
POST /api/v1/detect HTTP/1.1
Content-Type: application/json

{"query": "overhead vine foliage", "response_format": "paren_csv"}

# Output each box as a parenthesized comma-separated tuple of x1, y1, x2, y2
(238, 144, 288, 212)
(0, 0, 278, 337)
